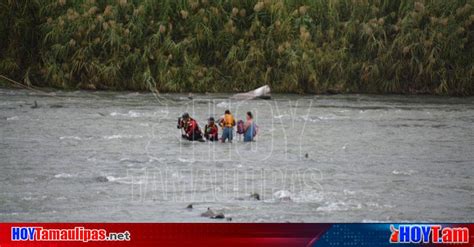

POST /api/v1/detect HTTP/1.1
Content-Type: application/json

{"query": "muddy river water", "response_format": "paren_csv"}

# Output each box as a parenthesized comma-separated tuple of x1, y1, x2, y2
(1, 89, 473, 222)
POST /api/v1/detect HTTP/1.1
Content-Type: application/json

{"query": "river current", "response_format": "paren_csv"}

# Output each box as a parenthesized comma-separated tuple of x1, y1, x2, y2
(0, 89, 473, 222)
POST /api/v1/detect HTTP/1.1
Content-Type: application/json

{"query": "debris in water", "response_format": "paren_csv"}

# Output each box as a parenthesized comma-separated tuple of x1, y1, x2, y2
(31, 101, 39, 109)
(304, 153, 309, 158)
(201, 208, 214, 217)
(95, 176, 109, 183)
(273, 190, 292, 201)
(235, 193, 261, 201)
(212, 213, 225, 219)
(201, 208, 225, 219)
(186, 204, 193, 209)
(250, 193, 260, 201)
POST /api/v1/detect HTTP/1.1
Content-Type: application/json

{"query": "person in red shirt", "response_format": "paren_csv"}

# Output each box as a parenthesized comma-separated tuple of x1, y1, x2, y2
(177, 113, 203, 141)
(204, 117, 219, 141)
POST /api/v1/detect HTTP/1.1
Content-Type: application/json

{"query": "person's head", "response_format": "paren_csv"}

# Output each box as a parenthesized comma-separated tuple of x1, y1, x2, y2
(246, 111, 253, 120)
(225, 110, 230, 115)
(208, 117, 215, 125)
(182, 112, 190, 120)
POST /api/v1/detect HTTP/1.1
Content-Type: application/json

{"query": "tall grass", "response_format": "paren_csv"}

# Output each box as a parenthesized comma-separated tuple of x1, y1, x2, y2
(0, 0, 473, 95)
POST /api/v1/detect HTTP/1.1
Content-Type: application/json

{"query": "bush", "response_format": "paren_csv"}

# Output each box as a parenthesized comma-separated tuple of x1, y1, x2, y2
(0, 0, 473, 95)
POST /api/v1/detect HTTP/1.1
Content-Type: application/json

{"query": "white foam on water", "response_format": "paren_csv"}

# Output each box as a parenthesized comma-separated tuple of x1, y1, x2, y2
(59, 136, 82, 140)
(105, 176, 122, 182)
(87, 157, 97, 162)
(110, 110, 167, 118)
(316, 201, 362, 212)
(54, 173, 75, 178)
(299, 115, 318, 123)
(0, 212, 20, 216)
(365, 202, 393, 209)
(318, 115, 338, 120)
(292, 191, 324, 202)
(178, 158, 196, 163)
(217, 102, 229, 108)
(103, 134, 143, 140)
(343, 189, 356, 195)
(273, 190, 292, 201)
(21, 195, 48, 201)
(110, 111, 142, 118)
(148, 157, 164, 163)
(106, 176, 145, 185)
(392, 169, 416, 176)
(7, 116, 19, 121)
(362, 219, 386, 223)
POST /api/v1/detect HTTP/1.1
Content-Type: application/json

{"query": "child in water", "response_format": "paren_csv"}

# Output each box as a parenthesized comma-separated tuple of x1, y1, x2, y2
(204, 117, 219, 141)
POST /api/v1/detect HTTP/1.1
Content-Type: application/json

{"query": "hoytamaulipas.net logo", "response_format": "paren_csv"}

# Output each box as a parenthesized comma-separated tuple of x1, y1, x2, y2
(11, 226, 131, 242)
(390, 224, 469, 244)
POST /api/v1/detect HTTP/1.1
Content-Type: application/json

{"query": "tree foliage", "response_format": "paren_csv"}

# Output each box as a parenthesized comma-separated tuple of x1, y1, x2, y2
(1, 0, 473, 95)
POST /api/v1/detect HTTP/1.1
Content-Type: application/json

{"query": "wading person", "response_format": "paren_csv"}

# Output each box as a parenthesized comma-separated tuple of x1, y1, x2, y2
(219, 109, 235, 143)
(204, 117, 219, 141)
(243, 111, 257, 142)
(177, 113, 203, 141)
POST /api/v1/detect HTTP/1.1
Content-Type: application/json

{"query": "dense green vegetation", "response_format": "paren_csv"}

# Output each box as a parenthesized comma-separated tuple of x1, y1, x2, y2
(1, 0, 473, 95)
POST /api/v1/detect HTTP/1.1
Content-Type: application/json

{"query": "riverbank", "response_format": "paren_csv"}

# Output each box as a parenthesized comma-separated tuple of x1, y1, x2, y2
(1, 1, 473, 95)
(0, 82, 471, 97)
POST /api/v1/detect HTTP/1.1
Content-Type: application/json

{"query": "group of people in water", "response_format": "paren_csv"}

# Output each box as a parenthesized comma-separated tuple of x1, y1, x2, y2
(177, 110, 257, 143)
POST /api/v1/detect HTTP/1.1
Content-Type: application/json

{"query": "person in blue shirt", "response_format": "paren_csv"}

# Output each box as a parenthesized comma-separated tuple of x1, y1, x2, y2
(243, 111, 257, 142)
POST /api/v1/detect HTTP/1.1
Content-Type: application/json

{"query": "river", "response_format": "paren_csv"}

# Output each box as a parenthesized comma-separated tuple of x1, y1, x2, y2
(0, 89, 473, 222)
